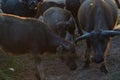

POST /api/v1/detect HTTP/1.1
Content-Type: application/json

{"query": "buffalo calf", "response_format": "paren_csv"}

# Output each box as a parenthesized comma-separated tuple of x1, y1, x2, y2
(0, 13, 77, 80)
(43, 7, 76, 43)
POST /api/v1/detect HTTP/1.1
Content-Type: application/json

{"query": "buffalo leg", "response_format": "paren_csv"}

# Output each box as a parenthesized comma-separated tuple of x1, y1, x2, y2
(100, 57, 108, 74)
(84, 40, 92, 67)
(32, 53, 45, 80)
(100, 40, 110, 74)
(75, 17, 83, 35)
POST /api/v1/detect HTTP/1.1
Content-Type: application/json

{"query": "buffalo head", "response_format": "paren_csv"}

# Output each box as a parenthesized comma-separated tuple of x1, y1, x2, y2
(75, 30, 120, 63)
(56, 17, 75, 43)
(57, 43, 77, 70)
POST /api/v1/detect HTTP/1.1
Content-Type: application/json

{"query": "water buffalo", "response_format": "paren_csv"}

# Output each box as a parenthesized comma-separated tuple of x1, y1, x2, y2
(35, 1, 65, 18)
(1, 0, 42, 17)
(43, 7, 76, 43)
(75, 0, 120, 73)
(65, 0, 85, 34)
(65, 0, 119, 34)
(0, 13, 77, 80)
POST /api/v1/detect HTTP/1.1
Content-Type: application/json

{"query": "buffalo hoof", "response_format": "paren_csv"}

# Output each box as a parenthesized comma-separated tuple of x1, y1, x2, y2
(100, 64, 108, 74)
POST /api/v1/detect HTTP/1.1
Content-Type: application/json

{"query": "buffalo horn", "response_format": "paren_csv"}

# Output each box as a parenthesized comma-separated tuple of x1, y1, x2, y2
(75, 32, 91, 43)
(101, 30, 120, 37)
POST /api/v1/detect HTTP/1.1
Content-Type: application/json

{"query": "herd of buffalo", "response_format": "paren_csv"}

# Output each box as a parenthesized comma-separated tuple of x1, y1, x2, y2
(0, 0, 120, 80)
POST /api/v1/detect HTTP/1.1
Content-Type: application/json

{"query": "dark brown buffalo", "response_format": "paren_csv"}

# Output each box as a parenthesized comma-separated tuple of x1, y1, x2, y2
(43, 7, 76, 43)
(76, 0, 120, 73)
(65, 0, 84, 34)
(65, 0, 119, 34)
(0, 13, 77, 80)
(35, 1, 65, 18)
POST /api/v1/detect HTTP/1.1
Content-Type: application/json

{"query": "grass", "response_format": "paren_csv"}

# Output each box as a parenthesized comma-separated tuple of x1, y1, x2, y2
(0, 52, 15, 80)
(0, 51, 33, 80)
(0, 69, 13, 80)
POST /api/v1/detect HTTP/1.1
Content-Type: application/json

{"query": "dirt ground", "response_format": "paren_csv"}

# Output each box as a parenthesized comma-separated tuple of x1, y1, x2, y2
(1, 0, 120, 80)
(13, 2, 120, 80)
(12, 33, 120, 80)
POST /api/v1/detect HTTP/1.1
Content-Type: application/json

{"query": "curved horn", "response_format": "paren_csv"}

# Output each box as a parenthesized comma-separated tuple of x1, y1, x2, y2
(75, 32, 92, 43)
(101, 30, 120, 37)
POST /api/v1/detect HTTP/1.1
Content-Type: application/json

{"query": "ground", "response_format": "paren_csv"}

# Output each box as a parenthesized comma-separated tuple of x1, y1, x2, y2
(0, 30, 119, 80)
(0, 0, 120, 80)
(12, 36, 120, 80)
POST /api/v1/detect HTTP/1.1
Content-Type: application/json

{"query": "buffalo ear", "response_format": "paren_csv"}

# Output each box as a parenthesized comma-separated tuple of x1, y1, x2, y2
(65, 31, 74, 44)
(66, 17, 74, 24)
(65, 17, 74, 29)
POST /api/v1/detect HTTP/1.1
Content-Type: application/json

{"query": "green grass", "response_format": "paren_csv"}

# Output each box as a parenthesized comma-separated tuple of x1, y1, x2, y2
(0, 51, 33, 80)
(0, 53, 15, 80)
(0, 69, 13, 80)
